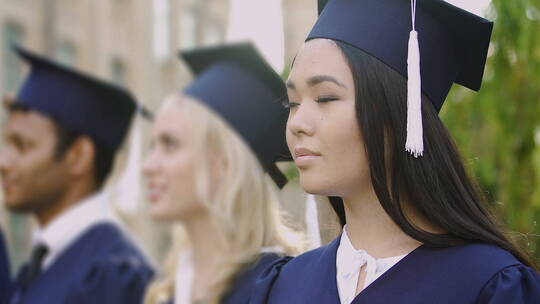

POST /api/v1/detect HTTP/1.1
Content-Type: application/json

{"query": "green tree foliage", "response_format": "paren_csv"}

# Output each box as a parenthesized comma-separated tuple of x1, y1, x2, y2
(441, 0, 540, 259)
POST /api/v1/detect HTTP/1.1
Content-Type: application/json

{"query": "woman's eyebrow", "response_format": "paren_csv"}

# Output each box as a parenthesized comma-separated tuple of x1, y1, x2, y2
(307, 75, 346, 88)
(286, 75, 347, 91)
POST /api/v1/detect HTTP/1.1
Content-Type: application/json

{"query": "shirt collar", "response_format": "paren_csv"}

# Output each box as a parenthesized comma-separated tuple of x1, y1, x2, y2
(336, 225, 407, 275)
(175, 250, 194, 304)
(335, 225, 408, 303)
(34, 191, 114, 269)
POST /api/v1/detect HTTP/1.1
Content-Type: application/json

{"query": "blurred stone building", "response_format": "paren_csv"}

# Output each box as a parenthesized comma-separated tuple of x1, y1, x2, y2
(0, 0, 230, 109)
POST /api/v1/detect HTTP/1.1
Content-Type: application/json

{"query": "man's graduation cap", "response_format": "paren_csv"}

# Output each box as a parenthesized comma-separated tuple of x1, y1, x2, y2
(10, 45, 149, 153)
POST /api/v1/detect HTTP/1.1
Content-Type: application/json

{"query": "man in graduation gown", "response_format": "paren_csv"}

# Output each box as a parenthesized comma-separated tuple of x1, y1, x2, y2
(0, 46, 154, 304)
(0, 230, 10, 303)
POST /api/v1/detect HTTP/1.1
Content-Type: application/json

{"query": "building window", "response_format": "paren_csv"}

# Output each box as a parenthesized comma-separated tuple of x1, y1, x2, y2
(153, 0, 171, 61)
(55, 40, 77, 67)
(110, 57, 127, 86)
(2, 22, 25, 94)
(203, 23, 223, 46)
(179, 8, 197, 49)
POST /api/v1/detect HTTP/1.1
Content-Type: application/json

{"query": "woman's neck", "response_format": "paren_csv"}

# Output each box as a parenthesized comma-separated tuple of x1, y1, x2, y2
(183, 212, 224, 301)
(342, 187, 422, 258)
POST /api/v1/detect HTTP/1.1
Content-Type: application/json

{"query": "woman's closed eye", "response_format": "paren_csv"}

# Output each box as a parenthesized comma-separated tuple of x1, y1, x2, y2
(281, 97, 300, 109)
(315, 95, 339, 103)
(282, 94, 340, 110)
(282, 96, 339, 109)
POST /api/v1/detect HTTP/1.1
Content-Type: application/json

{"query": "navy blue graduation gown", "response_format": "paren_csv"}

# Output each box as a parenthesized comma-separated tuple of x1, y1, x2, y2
(164, 252, 281, 304)
(250, 236, 540, 304)
(222, 253, 281, 304)
(0, 230, 11, 304)
(10, 222, 154, 304)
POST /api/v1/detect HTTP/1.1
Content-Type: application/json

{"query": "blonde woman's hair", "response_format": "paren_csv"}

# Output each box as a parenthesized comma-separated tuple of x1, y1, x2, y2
(145, 94, 303, 304)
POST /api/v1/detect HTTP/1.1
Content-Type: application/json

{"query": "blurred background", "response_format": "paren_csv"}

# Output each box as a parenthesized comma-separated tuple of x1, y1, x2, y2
(0, 0, 538, 276)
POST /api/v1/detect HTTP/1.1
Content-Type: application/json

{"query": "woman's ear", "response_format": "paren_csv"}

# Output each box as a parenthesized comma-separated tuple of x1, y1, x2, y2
(65, 136, 96, 179)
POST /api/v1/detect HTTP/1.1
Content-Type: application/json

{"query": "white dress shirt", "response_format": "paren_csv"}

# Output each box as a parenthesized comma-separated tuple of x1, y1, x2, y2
(336, 226, 407, 304)
(175, 250, 194, 304)
(33, 191, 116, 271)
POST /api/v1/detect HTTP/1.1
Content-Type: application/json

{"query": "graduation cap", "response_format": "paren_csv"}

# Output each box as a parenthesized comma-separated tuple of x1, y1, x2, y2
(9, 45, 149, 153)
(312, 0, 493, 157)
(310, 0, 493, 225)
(180, 42, 291, 188)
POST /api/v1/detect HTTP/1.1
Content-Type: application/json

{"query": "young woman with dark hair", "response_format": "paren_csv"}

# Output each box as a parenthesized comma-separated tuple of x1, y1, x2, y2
(250, 0, 540, 303)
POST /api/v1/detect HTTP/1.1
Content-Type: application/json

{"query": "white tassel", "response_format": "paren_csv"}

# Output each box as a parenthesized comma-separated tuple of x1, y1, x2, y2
(405, 1, 423, 157)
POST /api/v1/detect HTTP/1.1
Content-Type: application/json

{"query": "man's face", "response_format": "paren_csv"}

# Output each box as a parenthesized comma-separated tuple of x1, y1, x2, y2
(0, 110, 70, 213)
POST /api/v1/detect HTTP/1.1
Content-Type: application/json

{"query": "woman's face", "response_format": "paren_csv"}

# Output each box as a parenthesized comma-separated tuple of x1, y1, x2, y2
(286, 39, 370, 198)
(143, 96, 203, 221)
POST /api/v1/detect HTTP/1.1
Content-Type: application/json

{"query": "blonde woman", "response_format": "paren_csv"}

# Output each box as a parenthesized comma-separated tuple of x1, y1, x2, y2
(143, 43, 301, 304)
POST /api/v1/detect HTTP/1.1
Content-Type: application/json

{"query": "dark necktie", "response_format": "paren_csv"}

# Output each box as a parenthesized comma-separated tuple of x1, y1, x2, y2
(23, 243, 49, 290)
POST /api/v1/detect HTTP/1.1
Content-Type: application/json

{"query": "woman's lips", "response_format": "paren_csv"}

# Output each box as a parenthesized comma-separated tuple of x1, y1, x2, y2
(147, 182, 164, 203)
(148, 192, 161, 203)
(294, 147, 321, 168)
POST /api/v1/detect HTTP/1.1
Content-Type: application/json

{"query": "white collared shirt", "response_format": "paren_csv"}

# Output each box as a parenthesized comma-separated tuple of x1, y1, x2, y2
(336, 226, 407, 304)
(33, 191, 116, 270)
(175, 250, 194, 304)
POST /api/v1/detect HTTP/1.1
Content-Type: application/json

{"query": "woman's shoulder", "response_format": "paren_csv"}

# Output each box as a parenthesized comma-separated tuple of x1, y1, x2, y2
(424, 242, 521, 272)
(403, 242, 540, 302)
(476, 263, 540, 303)
(406, 242, 524, 287)
(278, 241, 336, 273)
(249, 238, 339, 284)
(444, 243, 540, 302)
(222, 252, 290, 304)
(248, 240, 340, 303)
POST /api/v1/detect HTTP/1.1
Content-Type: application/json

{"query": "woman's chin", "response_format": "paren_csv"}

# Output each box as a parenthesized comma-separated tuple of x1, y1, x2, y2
(149, 204, 178, 222)
(298, 174, 332, 196)
(149, 210, 171, 222)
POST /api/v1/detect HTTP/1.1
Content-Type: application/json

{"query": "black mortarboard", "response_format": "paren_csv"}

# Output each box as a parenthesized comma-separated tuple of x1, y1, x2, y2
(312, 0, 493, 112)
(11, 45, 142, 153)
(180, 42, 291, 188)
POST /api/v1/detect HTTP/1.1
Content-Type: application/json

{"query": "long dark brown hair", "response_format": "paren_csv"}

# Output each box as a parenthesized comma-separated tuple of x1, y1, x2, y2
(327, 40, 535, 268)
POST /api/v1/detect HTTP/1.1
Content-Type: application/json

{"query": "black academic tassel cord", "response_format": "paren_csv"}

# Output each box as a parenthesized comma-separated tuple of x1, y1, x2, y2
(23, 243, 49, 290)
